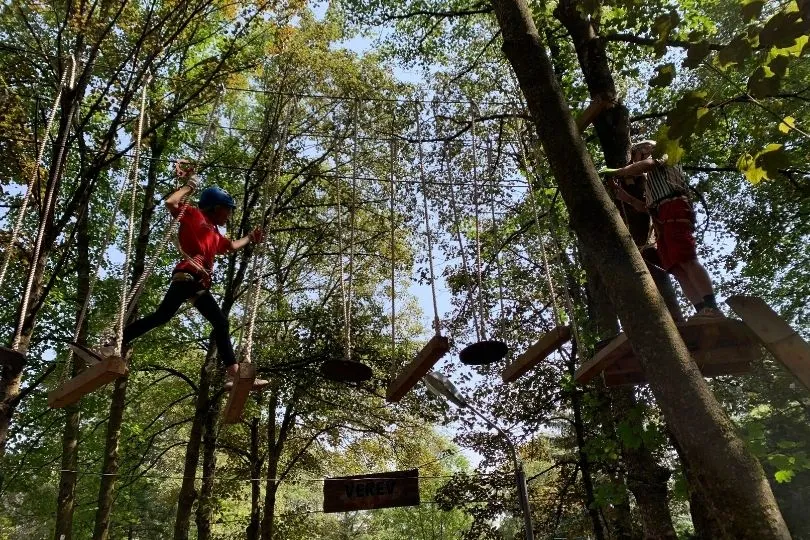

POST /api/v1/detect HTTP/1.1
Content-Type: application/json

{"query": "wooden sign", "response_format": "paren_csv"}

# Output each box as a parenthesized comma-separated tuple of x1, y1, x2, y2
(323, 469, 419, 513)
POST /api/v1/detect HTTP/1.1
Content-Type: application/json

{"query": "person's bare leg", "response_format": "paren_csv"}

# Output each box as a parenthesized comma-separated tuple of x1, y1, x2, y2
(681, 259, 714, 298)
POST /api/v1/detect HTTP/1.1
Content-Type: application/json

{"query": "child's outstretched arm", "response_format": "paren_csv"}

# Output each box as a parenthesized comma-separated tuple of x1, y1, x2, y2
(165, 184, 195, 214)
(228, 227, 264, 252)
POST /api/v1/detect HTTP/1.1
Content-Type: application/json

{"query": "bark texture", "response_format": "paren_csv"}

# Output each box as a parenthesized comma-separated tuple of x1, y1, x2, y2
(488, 0, 790, 536)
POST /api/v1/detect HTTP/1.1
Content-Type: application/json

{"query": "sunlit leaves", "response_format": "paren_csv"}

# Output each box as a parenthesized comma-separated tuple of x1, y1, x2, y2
(736, 144, 788, 184)
(778, 116, 796, 134)
(652, 10, 681, 56)
(649, 62, 676, 87)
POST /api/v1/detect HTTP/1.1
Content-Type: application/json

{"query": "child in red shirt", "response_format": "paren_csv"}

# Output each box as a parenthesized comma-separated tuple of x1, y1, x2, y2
(111, 172, 267, 389)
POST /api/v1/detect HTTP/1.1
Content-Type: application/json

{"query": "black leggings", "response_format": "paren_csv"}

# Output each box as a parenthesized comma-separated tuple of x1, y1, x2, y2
(124, 278, 237, 366)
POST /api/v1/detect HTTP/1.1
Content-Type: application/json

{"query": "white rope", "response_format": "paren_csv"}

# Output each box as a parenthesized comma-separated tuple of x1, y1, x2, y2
(486, 139, 506, 321)
(387, 118, 399, 380)
(0, 57, 73, 293)
(415, 102, 441, 336)
(334, 168, 350, 360)
(347, 100, 359, 357)
(122, 84, 225, 322)
(445, 143, 480, 340)
(12, 56, 77, 350)
(469, 109, 487, 341)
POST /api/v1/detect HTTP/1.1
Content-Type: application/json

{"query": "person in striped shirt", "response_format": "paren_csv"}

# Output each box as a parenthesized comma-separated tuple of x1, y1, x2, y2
(603, 140, 722, 318)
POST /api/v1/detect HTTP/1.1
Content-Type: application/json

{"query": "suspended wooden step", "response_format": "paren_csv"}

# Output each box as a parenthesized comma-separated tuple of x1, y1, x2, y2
(321, 357, 373, 383)
(502, 325, 571, 383)
(387, 334, 450, 403)
(223, 362, 256, 425)
(726, 295, 810, 391)
(0, 346, 26, 370)
(48, 350, 128, 409)
(575, 317, 757, 387)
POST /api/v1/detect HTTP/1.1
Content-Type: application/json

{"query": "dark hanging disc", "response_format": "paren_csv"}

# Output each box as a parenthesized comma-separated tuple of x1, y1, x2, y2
(0, 346, 26, 370)
(320, 358, 373, 383)
(459, 340, 508, 366)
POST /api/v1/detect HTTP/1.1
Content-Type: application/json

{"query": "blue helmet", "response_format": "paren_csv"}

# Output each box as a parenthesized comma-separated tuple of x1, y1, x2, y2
(198, 186, 236, 210)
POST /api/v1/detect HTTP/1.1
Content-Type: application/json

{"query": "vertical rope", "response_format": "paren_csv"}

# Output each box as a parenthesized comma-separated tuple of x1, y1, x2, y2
(346, 100, 359, 359)
(0, 59, 71, 294)
(13, 56, 77, 349)
(445, 143, 480, 340)
(388, 112, 399, 380)
(123, 84, 225, 320)
(415, 101, 441, 336)
(486, 138, 506, 321)
(115, 73, 151, 355)
(335, 167, 350, 361)
(517, 122, 561, 326)
(470, 109, 487, 341)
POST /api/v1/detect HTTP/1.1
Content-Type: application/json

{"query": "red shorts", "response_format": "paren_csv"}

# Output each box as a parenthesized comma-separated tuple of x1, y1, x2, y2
(654, 198, 697, 271)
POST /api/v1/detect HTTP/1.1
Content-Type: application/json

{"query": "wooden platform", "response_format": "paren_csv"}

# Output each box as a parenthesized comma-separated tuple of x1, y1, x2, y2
(48, 356, 128, 408)
(575, 317, 758, 387)
(387, 335, 450, 403)
(726, 295, 810, 391)
(502, 326, 571, 383)
(223, 362, 256, 424)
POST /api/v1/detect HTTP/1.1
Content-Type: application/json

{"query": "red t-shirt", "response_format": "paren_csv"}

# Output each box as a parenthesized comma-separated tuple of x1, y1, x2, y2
(171, 204, 231, 277)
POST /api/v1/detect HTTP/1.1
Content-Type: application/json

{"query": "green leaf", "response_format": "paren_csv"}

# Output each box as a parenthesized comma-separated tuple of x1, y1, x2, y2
(747, 66, 781, 98)
(654, 126, 685, 165)
(650, 63, 676, 87)
(684, 41, 712, 68)
(759, 11, 804, 49)
(652, 11, 681, 56)
(717, 35, 753, 68)
(741, 0, 765, 21)
(737, 153, 766, 184)
(775, 469, 795, 483)
(756, 143, 789, 179)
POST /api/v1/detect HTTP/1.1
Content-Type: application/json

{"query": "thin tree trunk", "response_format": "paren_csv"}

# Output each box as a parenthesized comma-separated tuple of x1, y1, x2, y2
(488, 0, 790, 536)
(54, 200, 92, 540)
(247, 417, 263, 540)
(195, 394, 223, 540)
(260, 391, 280, 540)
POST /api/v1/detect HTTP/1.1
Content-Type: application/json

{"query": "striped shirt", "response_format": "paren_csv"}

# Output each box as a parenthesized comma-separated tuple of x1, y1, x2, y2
(644, 159, 689, 206)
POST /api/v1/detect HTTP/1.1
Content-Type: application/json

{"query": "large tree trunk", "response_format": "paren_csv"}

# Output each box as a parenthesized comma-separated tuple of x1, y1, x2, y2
(488, 0, 789, 536)
(195, 394, 223, 540)
(54, 200, 92, 540)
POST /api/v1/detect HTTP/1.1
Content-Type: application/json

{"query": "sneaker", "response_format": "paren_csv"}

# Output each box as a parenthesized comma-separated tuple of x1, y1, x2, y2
(690, 306, 725, 319)
(224, 378, 271, 392)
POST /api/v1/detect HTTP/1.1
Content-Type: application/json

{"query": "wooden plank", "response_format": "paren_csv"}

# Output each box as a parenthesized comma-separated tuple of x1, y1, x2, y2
(323, 469, 419, 513)
(48, 357, 128, 409)
(223, 362, 256, 425)
(386, 335, 450, 403)
(726, 295, 810, 391)
(502, 326, 571, 383)
(574, 333, 631, 384)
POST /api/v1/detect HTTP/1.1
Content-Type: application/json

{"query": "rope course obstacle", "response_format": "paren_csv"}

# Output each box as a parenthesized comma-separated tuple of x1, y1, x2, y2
(387, 103, 449, 402)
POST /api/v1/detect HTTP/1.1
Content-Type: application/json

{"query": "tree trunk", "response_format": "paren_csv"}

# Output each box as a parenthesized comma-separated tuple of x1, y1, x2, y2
(93, 131, 163, 540)
(247, 417, 263, 540)
(488, 0, 790, 536)
(54, 200, 92, 540)
(195, 393, 223, 540)
(173, 354, 214, 540)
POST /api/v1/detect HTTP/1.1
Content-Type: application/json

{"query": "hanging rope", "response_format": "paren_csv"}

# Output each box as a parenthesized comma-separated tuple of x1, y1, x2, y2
(469, 107, 488, 341)
(486, 137, 506, 322)
(0, 57, 74, 298)
(122, 84, 226, 322)
(334, 159, 350, 361)
(239, 97, 297, 365)
(415, 101, 441, 337)
(12, 56, 78, 350)
(516, 122, 561, 326)
(387, 112, 399, 380)
(445, 142, 480, 340)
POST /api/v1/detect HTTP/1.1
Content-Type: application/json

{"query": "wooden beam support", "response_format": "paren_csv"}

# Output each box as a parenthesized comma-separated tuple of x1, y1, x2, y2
(223, 362, 256, 425)
(48, 357, 128, 409)
(386, 335, 450, 403)
(575, 333, 631, 384)
(502, 326, 571, 383)
(726, 295, 810, 391)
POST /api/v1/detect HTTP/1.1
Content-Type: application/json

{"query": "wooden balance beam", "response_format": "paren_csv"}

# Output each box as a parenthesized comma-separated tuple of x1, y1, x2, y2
(223, 362, 256, 425)
(502, 325, 571, 383)
(48, 356, 129, 408)
(726, 295, 810, 391)
(386, 335, 450, 403)
(575, 317, 758, 387)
